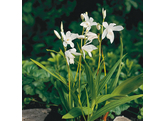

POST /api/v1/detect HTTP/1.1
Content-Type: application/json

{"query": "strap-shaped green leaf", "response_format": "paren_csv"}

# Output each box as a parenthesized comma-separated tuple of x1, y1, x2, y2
(62, 107, 92, 119)
(30, 59, 67, 86)
(98, 54, 126, 94)
(56, 81, 69, 112)
(96, 94, 126, 104)
(111, 73, 143, 95)
(108, 37, 123, 94)
(83, 59, 97, 100)
(89, 94, 143, 121)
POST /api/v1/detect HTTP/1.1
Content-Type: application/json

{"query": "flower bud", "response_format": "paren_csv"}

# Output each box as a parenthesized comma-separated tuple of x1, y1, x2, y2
(96, 23, 101, 30)
(85, 12, 88, 16)
(54, 30, 61, 39)
(78, 35, 86, 39)
(80, 14, 84, 20)
(102, 8, 106, 19)
(60, 21, 64, 32)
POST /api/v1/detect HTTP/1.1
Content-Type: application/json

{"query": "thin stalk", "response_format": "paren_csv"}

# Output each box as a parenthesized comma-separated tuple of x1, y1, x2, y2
(61, 35, 72, 109)
(78, 27, 85, 98)
(102, 50, 107, 94)
(97, 19, 104, 74)
(78, 95, 87, 121)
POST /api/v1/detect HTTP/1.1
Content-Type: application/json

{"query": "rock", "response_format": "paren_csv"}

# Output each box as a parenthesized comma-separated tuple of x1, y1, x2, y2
(113, 116, 131, 121)
(22, 108, 51, 121)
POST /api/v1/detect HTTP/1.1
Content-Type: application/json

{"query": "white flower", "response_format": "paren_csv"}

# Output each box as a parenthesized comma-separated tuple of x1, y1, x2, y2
(82, 44, 97, 59)
(86, 32, 98, 44)
(102, 8, 106, 19)
(102, 22, 124, 43)
(61, 31, 78, 48)
(65, 48, 81, 65)
(80, 13, 97, 31)
(54, 30, 61, 39)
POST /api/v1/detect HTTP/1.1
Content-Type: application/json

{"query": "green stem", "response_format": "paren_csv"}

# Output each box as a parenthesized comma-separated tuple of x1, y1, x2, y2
(97, 19, 104, 74)
(61, 35, 72, 109)
(78, 27, 85, 98)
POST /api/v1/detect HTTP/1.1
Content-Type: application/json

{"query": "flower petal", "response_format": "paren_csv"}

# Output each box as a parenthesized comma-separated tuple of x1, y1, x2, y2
(102, 29, 107, 40)
(61, 32, 66, 40)
(109, 23, 116, 27)
(69, 41, 74, 48)
(88, 52, 92, 57)
(112, 25, 124, 31)
(90, 17, 94, 22)
(91, 22, 97, 26)
(83, 13, 89, 21)
(66, 31, 71, 37)
(63, 41, 67, 47)
(102, 22, 108, 28)
(69, 58, 74, 64)
(71, 34, 78, 40)
(83, 50, 85, 59)
(106, 31, 114, 43)
(80, 22, 88, 28)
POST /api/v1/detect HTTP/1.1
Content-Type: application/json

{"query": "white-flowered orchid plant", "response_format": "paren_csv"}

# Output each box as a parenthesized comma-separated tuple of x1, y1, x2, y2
(31, 8, 143, 121)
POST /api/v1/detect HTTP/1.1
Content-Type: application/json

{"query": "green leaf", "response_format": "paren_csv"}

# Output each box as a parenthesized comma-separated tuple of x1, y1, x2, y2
(129, 0, 138, 9)
(111, 73, 143, 95)
(111, 104, 130, 115)
(62, 107, 92, 119)
(35, 90, 47, 102)
(98, 54, 126, 94)
(89, 94, 143, 121)
(23, 85, 35, 95)
(96, 94, 126, 104)
(24, 97, 32, 104)
(83, 59, 97, 99)
(23, 2, 32, 13)
(108, 37, 123, 94)
(30, 59, 67, 86)
(25, 64, 38, 74)
(56, 81, 69, 112)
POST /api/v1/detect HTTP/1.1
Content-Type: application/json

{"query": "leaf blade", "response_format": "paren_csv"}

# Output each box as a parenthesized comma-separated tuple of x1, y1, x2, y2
(89, 94, 143, 121)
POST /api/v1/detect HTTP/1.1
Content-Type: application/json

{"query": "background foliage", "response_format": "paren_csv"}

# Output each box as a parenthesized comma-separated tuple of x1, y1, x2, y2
(22, 0, 143, 120)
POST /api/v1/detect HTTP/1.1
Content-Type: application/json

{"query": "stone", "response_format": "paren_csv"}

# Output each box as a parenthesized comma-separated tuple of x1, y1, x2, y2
(113, 116, 131, 121)
(22, 108, 51, 121)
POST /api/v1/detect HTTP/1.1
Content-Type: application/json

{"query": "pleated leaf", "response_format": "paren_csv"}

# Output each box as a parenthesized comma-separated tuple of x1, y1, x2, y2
(112, 73, 143, 95)
(83, 59, 97, 100)
(62, 107, 92, 119)
(96, 94, 126, 104)
(98, 55, 126, 94)
(89, 94, 143, 121)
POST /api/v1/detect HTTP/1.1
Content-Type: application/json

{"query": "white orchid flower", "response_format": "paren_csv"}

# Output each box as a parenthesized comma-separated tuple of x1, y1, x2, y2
(82, 44, 97, 59)
(54, 30, 61, 39)
(65, 48, 81, 65)
(61, 31, 78, 48)
(102, 22, 124, 43)
(80, 13, 97, 31)
(86, 32, 98, 44)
